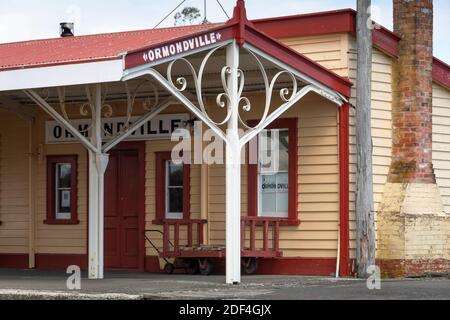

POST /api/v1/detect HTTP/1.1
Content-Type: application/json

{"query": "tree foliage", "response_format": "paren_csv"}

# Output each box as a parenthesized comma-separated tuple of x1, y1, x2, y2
(174, 7, 202, 26)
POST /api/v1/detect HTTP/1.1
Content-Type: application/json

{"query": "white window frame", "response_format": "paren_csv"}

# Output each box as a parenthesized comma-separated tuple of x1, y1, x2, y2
(257, 128, 290, 218)
(165, 161, 184, 220)
(55, 162, 72, 220)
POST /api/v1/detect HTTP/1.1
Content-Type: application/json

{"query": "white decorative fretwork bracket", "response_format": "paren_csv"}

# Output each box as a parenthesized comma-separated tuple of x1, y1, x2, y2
(122, 44, 344, 150)
(23, 81, 177, 154)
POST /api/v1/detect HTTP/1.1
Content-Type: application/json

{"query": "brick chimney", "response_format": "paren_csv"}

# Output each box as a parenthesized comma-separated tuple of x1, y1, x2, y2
(377, 0, 450, 278)
(390, 0, 434, 183)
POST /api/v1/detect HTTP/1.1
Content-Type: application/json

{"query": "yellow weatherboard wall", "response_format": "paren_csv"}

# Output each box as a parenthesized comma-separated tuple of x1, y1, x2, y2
(204, 93, 340, 258)
(34, 122, 88, 254)
(281, 34, 394, 260)
(433, 83, 450, 215)
(0, 111, 29, 255)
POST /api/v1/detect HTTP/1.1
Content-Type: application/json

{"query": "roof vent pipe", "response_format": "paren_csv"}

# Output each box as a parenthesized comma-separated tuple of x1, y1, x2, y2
(60, 22, 74, 37)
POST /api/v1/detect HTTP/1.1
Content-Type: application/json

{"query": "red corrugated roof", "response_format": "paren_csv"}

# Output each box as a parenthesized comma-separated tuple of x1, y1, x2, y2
(0, 24, 220, 71)
(0, 8, 448, 90)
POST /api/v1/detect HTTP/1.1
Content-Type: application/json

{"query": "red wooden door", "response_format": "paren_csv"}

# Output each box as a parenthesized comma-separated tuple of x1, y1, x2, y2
(104, 144, 143, 269)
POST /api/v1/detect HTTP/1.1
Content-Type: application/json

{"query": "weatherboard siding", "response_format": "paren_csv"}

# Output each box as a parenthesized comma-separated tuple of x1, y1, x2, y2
(280, 33, 349, 78)
(0, 111, 29, 254)
(33, 110, 88, 255)
(144, 139, 202, 257)
(206, 93, 341, 259)
(347, 41, 394, 259)
(433, 83, 450, 215)
(283, 34, 395, 260)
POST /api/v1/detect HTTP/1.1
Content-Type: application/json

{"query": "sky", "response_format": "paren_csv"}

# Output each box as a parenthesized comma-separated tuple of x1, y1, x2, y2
(0, 0, 448, 62)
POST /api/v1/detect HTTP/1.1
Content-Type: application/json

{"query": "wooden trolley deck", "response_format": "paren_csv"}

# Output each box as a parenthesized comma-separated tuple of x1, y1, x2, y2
(145, 217, 283, 275)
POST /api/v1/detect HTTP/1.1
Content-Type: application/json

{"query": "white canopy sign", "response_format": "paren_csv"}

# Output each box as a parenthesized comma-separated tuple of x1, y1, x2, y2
(45, 113, 190, 144)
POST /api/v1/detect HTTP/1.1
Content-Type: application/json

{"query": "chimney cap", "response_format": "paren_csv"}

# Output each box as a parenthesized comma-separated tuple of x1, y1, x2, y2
(60, 22, 74, 37)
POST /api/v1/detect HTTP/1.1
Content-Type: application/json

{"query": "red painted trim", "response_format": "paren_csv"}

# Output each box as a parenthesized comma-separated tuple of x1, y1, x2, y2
(378, 259, 450, 278)
(254, 9, 449, 90)
(35, 254, 88, 270)
(0, 254, 29, 269)
(126, 24, 230, 56)
(154, 151, 191, 224)
(183, 162, 191, 221)
(144, 256, 337, 276)
(247, 118, 299, 225)
(155, 152, 166, 223)
(247, 162, 258, 218)
(253, 9, 400, 56)
(253, 9, 356, 39)
(433, 58, 450, 89)
(45, 155, 79, 225)
(125, 24, 236, 69)
(228, 0, 252, 46)
(338, 103, 350, 277)
(371, 26, 400, 57)
(2, 253, 338, 276)
(256, 258, 338, 276)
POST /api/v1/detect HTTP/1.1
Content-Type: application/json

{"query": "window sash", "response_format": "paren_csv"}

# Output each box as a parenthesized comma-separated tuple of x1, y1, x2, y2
(257, 128, 290, 218)
(165, 161, 184, 219)
(55, 163, 72, 220)
(46, 155, 78, 225)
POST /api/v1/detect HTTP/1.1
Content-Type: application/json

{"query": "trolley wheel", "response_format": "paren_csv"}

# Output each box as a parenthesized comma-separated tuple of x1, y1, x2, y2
(199, 259, 214, 276)
(243, 258, 258, 275)
(164, 263, 175, 274)
(185, 259, 199, 275)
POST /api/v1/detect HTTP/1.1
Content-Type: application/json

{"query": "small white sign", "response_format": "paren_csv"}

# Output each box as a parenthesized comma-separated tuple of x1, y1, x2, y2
(45, 113, 190, 144)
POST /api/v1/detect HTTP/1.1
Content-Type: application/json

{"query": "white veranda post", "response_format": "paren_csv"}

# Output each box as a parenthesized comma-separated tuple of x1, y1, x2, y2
(23, 85, 109, 280)
(226, 42, 242, 285)
(24, 81, 171, 280)
(88, 84, 109, 280)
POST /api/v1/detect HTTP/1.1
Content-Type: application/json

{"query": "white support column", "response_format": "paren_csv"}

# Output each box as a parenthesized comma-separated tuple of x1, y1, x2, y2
(225, 41, 242, 285)
(95, 153, 109, 279)
(88, 150, 99, 279)
(88, 84, 109, 279)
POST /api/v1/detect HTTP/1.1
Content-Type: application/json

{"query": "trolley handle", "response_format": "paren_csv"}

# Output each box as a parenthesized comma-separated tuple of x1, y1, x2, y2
(144, 229, 175, 251)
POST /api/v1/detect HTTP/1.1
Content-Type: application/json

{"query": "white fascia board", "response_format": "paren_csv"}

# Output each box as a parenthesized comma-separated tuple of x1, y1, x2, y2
(0, 59, 123, 92)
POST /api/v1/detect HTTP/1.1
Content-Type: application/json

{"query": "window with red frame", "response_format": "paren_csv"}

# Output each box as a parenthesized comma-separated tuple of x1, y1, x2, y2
(155, 152, 190, 223)
(46, 155, 78, 225)
(248, 118, 299, 225)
